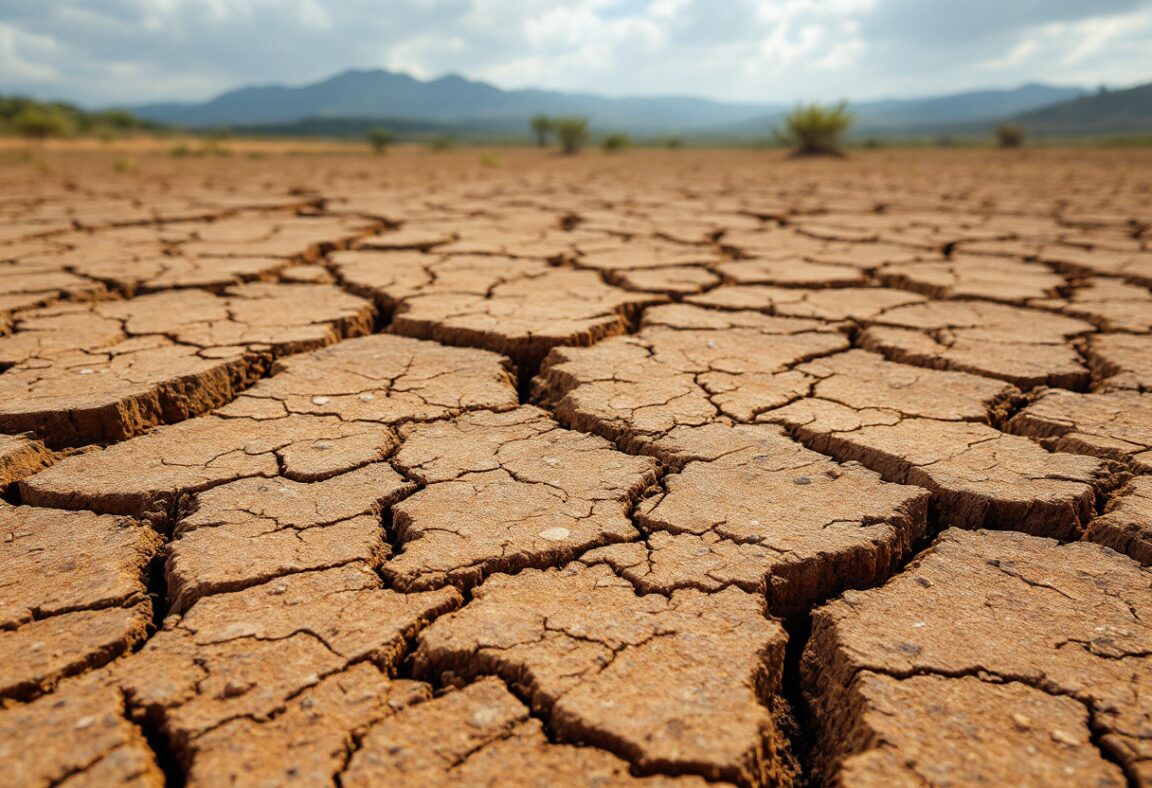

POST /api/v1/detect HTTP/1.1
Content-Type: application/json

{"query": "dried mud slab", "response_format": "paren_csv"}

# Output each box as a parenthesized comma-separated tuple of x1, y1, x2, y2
(1038, 244, 1152, 287)
(0, 263, 108, 324)
(0, 677, 162, 787)
(1089, 333, 1152, 392)
(160, 214, 373, 262)
(0, 506, 161, 701)
(343, 677, 705, 786)
(877, 255, 1066, 303)
(356, 226, 455, 251)
(804, 529, 1151, 786)
(821, 673, 1126, 787)
(791, 349, 1016, 421)
(0, 283, 376, 447)
(0, 433, 52, 490)
(182, 663, 428, 787)
(98, 282, 374, 353)
(415, 564, 791, 785)
(717, 257, 868, 288)
(392, 268, 660, 372)
(387, 407, 658, 591)
(1009, 389, 1152, 471)
(79, 255, 295, 296)
(689, 285, 926, 322)
(167, 462, 416, 611)
(333, 250, 662, 371)
(575, 241, 722, 272)
(19, 414, 397, 521)
(216, 333, 517, 423)
(609, 265, 721, 295)
(22, 334, 518, 521)
(535, 304, 848, 439)
(767, 399, 1112, 538)
(587, 423, 928, 614)
(118, 565, 460, 767)
(1085, 477, 1152, 565)
(860, 300, 1094, 388)
(1031, 278, 1152, 333)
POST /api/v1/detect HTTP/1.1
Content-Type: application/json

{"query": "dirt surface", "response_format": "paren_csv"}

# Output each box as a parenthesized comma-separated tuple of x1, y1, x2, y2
(0, 147, 1149, 786)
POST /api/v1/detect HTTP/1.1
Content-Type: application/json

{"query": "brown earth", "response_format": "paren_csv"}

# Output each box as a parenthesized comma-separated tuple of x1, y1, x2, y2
(0, 146, 1149, 786)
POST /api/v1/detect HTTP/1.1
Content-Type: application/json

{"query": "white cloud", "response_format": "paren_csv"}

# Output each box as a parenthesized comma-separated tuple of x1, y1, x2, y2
(0, 0, 1149, 106)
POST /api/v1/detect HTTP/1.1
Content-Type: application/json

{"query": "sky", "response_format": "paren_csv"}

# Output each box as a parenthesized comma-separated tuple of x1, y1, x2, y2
(2, 0, 1151, 107)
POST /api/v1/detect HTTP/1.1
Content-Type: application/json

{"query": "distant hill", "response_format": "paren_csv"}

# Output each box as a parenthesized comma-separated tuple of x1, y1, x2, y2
(854, 83, 1085, 128)
(1013, 82, 1152, 136)
(717, 83, 1087, 139)
(131, 69, 781, 135)
(129, 69, 1101, 139)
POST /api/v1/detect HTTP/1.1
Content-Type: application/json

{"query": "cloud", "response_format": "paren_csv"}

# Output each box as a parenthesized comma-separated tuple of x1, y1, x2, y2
(0, 0, 1149, 106)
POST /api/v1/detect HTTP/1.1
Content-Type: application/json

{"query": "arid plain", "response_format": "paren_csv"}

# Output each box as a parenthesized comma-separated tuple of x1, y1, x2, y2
(1, 146, 1150, 786)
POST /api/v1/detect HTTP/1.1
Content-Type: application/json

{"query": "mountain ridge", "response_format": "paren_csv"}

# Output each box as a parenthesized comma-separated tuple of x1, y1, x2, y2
(128, 68, 1098, 137)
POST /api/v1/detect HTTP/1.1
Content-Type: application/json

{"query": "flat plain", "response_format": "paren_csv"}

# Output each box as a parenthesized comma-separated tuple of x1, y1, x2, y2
(1, 145, 1150, 787)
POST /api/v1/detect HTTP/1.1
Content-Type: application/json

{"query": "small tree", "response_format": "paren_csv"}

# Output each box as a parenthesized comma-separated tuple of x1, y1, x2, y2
(367, 128, 393, 154)
(531, 114, 554, 147)
(665, 136, 683, 150)
(996, 125, 1024, 148)
(776, 102, 853, 157)
(601, 132, 630, 153)
(554, 116, 590, 155)
(13, 106, 73, 140)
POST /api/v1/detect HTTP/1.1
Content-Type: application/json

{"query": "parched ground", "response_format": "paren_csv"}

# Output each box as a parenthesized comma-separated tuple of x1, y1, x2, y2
(1, 145, 1151, 787)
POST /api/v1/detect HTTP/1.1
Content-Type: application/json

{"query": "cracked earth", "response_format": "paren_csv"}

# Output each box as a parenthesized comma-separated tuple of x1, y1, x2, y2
(1, 147, 1150, 787)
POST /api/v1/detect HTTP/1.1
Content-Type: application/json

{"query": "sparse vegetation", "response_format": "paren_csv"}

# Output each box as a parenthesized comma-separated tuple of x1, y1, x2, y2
(554, 116, 590, 155)
(775, 102, 853, 157)
(429, 136, 454, 152)
(601, 132, 630, 153)
(0, 98, 158, 140)
(367, 128, 393, 154)
(10, 105, 75, 140)
(996, 124, 1025, 148)
(531, 114, 554, 147)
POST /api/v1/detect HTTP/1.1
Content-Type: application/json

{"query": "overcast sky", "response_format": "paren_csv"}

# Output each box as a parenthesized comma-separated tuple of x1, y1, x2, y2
(2, 0, 1151, 107)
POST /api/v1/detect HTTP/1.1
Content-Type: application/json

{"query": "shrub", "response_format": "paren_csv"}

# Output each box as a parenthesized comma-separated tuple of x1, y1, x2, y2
(665, 136, 683, 149)
(601, 132, 630, 153)
(429, 136, 454, 152)
(554, 116, 590, 155)
(530, 114, 553, 147)
(366, 128, 393, 154)
(12, 106, 74, 140)
(776, 102, 853, 157)
(202, 138, 231, 156)
(996, 125, 1024, 148)
(93, 110, 138, 131)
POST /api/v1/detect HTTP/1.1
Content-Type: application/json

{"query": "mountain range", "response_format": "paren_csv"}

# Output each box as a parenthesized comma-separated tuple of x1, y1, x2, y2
(127, 68, 1149, 139)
